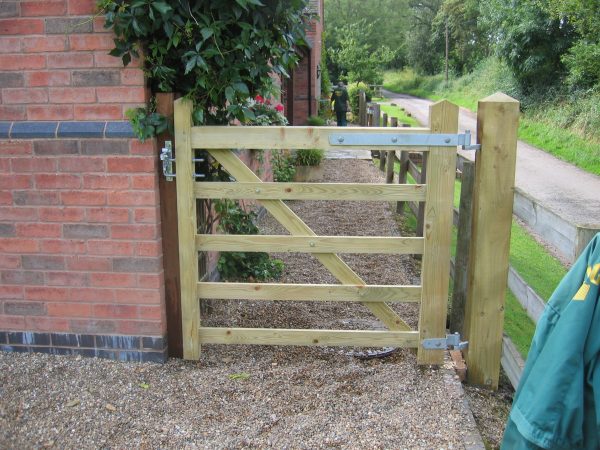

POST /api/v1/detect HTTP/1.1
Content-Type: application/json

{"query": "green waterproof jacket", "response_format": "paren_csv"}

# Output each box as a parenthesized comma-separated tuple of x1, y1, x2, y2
(502, 233, 600, 449)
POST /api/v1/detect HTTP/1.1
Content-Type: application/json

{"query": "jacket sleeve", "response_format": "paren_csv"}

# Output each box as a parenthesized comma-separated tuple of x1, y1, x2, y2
(504, 234, 600, 449)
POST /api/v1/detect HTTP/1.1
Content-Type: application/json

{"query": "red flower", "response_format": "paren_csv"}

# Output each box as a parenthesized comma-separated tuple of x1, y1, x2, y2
(275, 104, 284, 112)
(255, 95, 264, 104)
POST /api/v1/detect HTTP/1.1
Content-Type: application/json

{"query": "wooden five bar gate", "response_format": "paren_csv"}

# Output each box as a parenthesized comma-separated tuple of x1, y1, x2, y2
(172, 94, 519, 388)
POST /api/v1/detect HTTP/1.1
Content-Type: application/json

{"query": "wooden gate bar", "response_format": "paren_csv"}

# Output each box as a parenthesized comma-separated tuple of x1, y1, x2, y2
(417, 100, 459, 365)
(199, 327, 420, 347)
(204, 148, 412, 332)
(195, 182, 426, 201)
(174, 98, 200, 360)
(191, 125, 430, 151)
(197, 282, 421, 302)
(196, 235, 424, 254)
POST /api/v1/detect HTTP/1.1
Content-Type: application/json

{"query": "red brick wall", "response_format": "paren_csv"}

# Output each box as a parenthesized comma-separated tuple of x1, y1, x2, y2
(288, 0, 323, 124)
(0, 1, 165, 361)
(0, 0, 148, 121)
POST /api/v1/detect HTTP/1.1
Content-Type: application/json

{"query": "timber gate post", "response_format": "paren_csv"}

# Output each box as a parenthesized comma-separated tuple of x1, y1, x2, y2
(417, 100, 459, 365)
(174, 98, 201, 360)
(358, 90, 367, 126)
(464, 93, 519, 389)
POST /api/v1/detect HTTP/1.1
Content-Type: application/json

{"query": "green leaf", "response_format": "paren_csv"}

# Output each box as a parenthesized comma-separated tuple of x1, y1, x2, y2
(139, 382, 150, 389)
(193, 109, 205, 124)
(201, 28, 214, 41)
(152, 2, 172, 15)
(225, 86, 235, 103)
(228, 372, 250, 380)
(242, 107, 256, 120)
(184, 56, 197, 74)
(233, 82, 249, 94)
(235, 0, 249, 11)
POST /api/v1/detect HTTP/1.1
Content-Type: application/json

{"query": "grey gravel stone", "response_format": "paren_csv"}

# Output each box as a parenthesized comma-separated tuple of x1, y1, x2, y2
(0, 158, 510, 449)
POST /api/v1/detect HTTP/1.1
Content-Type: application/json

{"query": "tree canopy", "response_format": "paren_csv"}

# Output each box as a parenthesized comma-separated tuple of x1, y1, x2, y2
(324, 0, 600, 94)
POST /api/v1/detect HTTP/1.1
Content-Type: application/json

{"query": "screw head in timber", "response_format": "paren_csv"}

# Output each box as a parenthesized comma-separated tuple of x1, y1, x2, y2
(337, 136, 344, 143)
(444, 138, 451, 144)
(255, 188, 261, 193)
(309, 241, 315, 247)
(391, 137, 398, 143)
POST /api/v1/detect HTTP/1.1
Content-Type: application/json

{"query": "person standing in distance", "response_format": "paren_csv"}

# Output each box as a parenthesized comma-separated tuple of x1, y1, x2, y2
(331, 81, 350, 126)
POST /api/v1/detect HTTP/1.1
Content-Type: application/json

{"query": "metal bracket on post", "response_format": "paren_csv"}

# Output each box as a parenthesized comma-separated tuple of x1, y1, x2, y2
(159, 141, 206, 181)
(328, 130, 481, 150)
(422, 333, 468, 350)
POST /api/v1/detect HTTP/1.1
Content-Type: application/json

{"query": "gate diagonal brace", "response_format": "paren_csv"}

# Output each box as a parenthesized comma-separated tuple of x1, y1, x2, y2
(329, 130, 481, 150)
(205, 148, 412, 332)
(421, 333, 468, 350)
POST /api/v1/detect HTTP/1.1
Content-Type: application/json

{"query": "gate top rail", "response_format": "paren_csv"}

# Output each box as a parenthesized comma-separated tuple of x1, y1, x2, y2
(190, 125, 430, 150)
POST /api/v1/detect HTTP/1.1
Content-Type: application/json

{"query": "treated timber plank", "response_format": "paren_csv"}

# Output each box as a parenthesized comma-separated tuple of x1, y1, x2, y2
(417, 100, 459, 365)
(464, 93, 519, 390)
(196, 235, 425, 254)
(174, 98, 200, 360)
(195, 182, 426, 202)
(207, 148, 412, 332)
(156, 93, 183, 358)
(408, 160, 422, 183)
(199, 327, 420, 347)
(449, 160, 475, 336)
(192, 125, 430, 151)
(197, 282, 421, 302)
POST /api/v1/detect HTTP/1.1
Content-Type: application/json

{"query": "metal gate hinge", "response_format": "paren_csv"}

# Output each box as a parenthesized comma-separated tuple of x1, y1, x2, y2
(329, 130, 481, 150)
(422, 333, 468, 350)
(160, 141, 206, 181)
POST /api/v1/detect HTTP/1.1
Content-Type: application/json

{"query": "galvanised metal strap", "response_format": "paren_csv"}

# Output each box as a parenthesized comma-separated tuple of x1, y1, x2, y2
(329, 130, 480, 150)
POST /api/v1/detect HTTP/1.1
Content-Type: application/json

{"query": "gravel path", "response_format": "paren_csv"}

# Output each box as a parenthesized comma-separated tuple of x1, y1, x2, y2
(0, 158, 509, 449)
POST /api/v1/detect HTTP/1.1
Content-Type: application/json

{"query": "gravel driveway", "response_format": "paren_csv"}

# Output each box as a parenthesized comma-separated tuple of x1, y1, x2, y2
(0, 158, 509, 449)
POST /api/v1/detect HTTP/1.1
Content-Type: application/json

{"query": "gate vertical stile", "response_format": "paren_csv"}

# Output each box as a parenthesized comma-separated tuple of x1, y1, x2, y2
(174, 98, 201, 360)
(417, 100, 459, 365)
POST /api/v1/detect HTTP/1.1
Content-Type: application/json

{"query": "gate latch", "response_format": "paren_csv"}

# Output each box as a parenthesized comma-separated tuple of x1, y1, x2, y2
(160, 141, 175, 181)
(422, 332, 468, 350)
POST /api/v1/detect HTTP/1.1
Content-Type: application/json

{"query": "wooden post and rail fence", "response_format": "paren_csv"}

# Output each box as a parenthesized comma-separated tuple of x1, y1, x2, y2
(162, 91, 519, 390)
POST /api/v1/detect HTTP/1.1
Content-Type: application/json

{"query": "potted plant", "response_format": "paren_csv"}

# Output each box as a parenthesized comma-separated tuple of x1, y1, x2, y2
(294, 148, 325, 182)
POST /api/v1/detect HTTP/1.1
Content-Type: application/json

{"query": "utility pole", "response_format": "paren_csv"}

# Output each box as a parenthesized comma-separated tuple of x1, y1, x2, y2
(445, 19, 449, 86)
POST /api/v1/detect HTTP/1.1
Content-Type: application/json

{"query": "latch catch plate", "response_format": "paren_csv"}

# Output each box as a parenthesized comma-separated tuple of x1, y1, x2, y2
(160, 141, 175, 181)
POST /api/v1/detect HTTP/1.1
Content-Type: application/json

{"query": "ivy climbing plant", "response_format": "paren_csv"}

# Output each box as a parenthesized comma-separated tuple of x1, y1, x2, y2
(98, 0, 312, 282)
(98, 0, 311, 125)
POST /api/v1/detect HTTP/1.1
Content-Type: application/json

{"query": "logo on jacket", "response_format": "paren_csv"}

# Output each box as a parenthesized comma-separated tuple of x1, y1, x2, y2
(573, 263, 600, 301)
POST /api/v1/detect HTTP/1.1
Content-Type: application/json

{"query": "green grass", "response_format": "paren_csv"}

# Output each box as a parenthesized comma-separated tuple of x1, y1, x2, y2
(519, 117, 600, 175)
(383, 60, 600, 175)
(378, 103, 420, 127)
(504, 291, 536, 358)
(509, 222, 567, 301)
